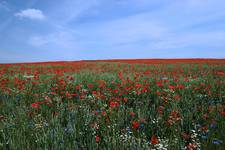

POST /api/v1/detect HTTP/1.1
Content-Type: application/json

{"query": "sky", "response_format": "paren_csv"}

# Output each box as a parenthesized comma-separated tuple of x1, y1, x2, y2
(0, 0, 225, 63)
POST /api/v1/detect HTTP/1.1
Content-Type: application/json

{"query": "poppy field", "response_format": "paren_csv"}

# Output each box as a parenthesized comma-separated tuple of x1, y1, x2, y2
(0, 59, 225, 149)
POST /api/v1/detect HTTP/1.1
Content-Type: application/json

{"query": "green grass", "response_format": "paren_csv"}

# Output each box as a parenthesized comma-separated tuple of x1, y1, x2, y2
(0, 62, 225, 149)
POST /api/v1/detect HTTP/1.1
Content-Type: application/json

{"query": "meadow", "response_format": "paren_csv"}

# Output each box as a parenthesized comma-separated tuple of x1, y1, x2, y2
(0, 59, 225, 150)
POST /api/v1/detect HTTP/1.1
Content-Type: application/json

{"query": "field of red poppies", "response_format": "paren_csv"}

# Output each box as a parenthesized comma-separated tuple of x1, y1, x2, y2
(0, 59, 225, 149)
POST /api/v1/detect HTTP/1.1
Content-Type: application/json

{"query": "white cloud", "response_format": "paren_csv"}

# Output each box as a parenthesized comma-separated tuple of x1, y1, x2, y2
(15, 8, 46, 20)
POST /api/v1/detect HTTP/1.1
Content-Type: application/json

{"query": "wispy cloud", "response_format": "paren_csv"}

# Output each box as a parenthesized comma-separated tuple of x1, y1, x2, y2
(47, 0, 101, 24)
(26, 0, 225, 59)
(29, 30, 79, 49)
(0, 1, 10, 11)
(15, 8, 46, 21)
(86, 12, 167, 45)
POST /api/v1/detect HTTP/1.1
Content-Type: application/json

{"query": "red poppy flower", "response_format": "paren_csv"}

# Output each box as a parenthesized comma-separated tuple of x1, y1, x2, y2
(176, 84, 184, 89)
(151, 135, 158, 145)
(109, 101, 119, 108)
(31, 103, 39, 108)
(95, 136, 101, 143)
(129, 112, 135, 117)
(220, 111, 225, 117)
(113, 89, 119, 94)
(65, 92, 71, 98)
(71, 93, 78, 97)
(157, 106, 164, 114)
(157, 82, 163, 87)
(132, 121, 139, 130)
(102, 111, 107, 116)
(168, 85, 175, 90)
(92, 91, 97, 95)
(118, 72, 123, 79)
(182, 133, 189, 141)
(187, 143, 196, 150)
(123, 97, 128, 103)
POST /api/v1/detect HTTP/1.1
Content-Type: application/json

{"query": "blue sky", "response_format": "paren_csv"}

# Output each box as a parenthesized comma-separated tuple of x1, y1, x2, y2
(0, 0, 225, 63)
